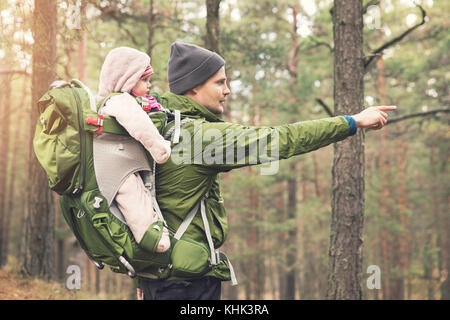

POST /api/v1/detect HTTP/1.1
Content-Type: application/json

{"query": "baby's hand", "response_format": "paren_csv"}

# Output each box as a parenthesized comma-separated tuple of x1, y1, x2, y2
(156, 227, 170, 253)
(150, 139, 171, 164)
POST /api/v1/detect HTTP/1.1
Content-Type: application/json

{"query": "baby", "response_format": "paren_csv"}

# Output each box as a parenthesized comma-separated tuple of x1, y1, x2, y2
(97, 47, 170, 253)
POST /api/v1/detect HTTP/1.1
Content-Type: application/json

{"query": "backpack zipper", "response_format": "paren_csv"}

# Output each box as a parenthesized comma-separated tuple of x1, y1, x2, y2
(72, 88, 86, 194)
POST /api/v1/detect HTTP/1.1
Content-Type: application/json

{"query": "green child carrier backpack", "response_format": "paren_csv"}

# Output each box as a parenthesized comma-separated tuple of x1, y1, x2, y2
(33, 79, 237, 284)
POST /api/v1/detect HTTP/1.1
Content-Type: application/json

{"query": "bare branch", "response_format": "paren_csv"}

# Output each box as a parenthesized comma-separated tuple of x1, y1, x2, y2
(386, 108, 449, 125)
(315, 98, 334, 117)
(364, 4, 427, 70)
(307, 37, 334, 52)
(287, 5, 300, 79)
(92, 2, 148, 23)
(91, 1, 145, 45)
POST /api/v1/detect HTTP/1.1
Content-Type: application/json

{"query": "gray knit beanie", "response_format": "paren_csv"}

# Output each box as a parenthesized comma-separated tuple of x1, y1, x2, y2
(168, 42, 225, 95)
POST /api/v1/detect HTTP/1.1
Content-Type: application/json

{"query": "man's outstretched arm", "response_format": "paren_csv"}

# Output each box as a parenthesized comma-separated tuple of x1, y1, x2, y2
(174, 106, 396, 172)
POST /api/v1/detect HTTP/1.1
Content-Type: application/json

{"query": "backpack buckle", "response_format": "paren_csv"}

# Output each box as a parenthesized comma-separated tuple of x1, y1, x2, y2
(86, 115, 104, 133)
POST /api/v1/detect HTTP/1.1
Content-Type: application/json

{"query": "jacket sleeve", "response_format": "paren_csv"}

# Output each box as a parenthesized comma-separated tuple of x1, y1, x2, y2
(171, 116, 353, 172)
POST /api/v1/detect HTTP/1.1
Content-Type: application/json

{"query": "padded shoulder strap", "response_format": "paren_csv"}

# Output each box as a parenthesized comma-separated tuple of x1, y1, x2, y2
(163, 111, 195, 142)
(71, 79, 97, 113)
(100, 117, 128, 135)
(89, 92, 129, 136)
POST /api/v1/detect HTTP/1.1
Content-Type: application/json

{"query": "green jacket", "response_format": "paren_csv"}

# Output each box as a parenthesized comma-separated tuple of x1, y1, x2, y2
(155, 92, 353, 280)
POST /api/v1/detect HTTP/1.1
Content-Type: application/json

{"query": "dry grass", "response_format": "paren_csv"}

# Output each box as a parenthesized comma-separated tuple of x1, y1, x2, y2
(0, 257, 132, 300)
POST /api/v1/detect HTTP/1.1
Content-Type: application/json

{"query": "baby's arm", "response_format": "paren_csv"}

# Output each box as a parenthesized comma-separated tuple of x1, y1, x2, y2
(101, 93, 171, 163)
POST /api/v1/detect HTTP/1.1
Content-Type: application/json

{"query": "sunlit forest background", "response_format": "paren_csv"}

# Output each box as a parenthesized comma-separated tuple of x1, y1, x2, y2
(0, 0, 448, 300)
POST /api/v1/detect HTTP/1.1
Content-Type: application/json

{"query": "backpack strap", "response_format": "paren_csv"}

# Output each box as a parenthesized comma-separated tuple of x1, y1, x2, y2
(173, 110, 181, 143)
(172, 192, 217, 265)
(87, 92, 129, 135)
(163, 111, 195, 141)
(153, 113, 238, 284)
(199, 193, 217, 265)
(149, 113, 195, 227)
(100, 117, 128, 135)
(173, 202, 200, 240)
(71, 79, 97, 113)
(172, 194, 238, 285)
(161, 114, 219, 264)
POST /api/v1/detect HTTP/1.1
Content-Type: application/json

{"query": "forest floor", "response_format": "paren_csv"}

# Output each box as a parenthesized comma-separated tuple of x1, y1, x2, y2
(0, 257, 102, 300)
(0, 267, 96, 300)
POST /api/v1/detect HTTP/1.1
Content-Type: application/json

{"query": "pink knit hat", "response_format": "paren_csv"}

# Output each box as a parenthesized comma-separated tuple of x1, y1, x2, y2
(141, 65, 153, 79)
(98, 47, 151, 99)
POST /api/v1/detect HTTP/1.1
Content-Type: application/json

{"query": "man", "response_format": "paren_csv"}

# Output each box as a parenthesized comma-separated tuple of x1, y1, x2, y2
(137, 42, 395, 300)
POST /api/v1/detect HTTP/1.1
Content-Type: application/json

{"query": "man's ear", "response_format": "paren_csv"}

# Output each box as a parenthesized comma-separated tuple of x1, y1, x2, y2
(190, 86, 200, 95)
(185, 86, 200, 97)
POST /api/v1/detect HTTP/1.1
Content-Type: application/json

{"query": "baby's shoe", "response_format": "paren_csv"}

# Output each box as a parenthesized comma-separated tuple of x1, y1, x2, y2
(139, 221, 171, 253)
(149, 138, 171, 164)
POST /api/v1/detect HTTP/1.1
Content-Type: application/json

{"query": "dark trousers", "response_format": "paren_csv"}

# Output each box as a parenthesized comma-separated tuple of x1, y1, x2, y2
(139, 276, 222, 300)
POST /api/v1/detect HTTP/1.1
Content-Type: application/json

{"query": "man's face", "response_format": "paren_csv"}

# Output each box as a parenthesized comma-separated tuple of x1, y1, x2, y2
(191, 66, 230, 115)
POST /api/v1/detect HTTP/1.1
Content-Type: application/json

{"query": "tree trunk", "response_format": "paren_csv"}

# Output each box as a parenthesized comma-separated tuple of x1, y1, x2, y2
(77, 1, 88, 83)
(2, 77, 29, 268)
(205, 0, 221, 53)
(312, 153, 320, 198)
(300, 160, 316, 299)
(392, 122, 409, 300)
(375, 23, 396, 298)
(275, 181, 286, 299)
(282, 5, 300, 300)
(431, 142, 450, 300)
(327, 0, 365, 300)
(376, 3, 405, 298)
(284, 162, 298, 300)
(20, 0, 57, 281)
(147, 0, 155, 57)
(440, 146, 450, 299)
(0, 72, 12, 268)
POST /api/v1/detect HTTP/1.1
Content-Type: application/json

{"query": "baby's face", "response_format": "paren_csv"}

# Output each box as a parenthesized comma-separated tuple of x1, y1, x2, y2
(132, 77, 151, 96)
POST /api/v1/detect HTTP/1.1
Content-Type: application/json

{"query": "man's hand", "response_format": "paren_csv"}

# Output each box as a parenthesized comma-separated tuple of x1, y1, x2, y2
(352, 106, 397, 130)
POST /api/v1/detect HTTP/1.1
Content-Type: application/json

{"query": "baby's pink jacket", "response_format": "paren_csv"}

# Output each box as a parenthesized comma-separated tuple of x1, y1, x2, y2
(100, 93, 160, 242)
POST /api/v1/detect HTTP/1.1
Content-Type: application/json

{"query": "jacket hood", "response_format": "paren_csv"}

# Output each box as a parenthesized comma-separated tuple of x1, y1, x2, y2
(160, 92, 224, 123)
(98, 47, 150, 99)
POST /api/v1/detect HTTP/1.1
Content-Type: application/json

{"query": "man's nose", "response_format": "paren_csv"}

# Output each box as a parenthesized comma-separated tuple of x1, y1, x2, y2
(223, 84, 231, 96)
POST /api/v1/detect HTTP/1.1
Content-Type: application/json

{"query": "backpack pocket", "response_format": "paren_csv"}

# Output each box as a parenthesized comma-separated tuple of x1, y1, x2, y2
(60, 196, 122, 268)
(170, 238, 210, 278)
(34, 92, 81, 194)
(39, 101, 66, 135)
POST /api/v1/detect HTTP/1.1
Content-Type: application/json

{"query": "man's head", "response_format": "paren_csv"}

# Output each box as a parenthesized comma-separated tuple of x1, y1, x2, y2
(168, 42, 230, 115)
